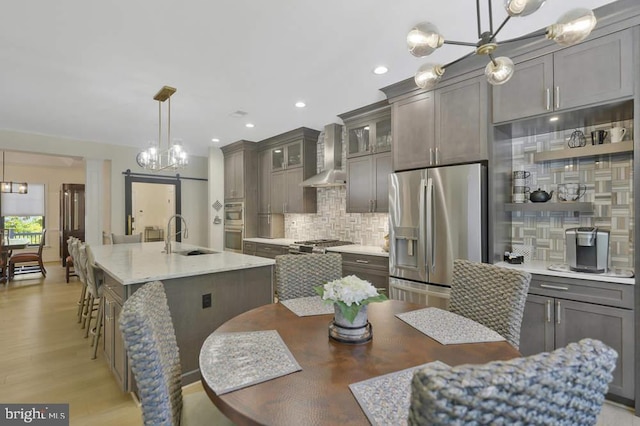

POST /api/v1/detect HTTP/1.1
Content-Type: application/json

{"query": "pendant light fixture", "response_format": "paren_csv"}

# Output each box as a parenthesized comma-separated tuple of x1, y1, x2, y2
(136, 86, 188, 171)
(407, 1, 597, 89)
(0, 152, 28, 194)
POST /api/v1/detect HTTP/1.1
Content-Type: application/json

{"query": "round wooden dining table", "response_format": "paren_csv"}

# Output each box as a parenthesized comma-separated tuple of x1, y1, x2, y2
(200, 299, 520, 426)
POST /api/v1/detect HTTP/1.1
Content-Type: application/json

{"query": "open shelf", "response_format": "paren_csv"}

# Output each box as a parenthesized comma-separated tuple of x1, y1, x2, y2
(533, 140, 633, 162)
(505, 202, 593, 212)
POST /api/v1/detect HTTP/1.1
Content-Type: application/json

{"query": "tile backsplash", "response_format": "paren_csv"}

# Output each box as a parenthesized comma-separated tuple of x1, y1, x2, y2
(285, 125, 389, 246)
(510, 118, 634, 268)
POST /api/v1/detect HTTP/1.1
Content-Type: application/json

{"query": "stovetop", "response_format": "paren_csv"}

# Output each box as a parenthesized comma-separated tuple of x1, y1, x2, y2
(289, 239, 354, 254)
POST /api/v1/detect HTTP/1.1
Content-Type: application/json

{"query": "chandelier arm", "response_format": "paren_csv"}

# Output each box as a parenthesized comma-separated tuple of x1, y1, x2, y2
(443, 50, 477, 69)
(476, 0, 482, 39)
(443, 40, 479, 47)
(499, 29, 548, 45)
(490, 16, 511, 42)
(488, 53, 498, 66)
(488, 0, 494, 34)
(168, 96, 171, 150)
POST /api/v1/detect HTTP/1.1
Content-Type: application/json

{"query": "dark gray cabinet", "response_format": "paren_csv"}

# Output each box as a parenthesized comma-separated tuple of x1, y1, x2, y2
(434, 75, 488, 165)
(392, 76, 487, 171)
(340, 252, 389, 295)
(258, 128, 319, 215)
(103, 278, 129, 392)
(258, 150, 271, 213)
(493, 29, 633, 123)
(223, 150, 244, 199)
(340, 102, 392, 213)
(392, 91, 435, 171)
(346, 152, 391, 213)
(520, 275, 634, 400)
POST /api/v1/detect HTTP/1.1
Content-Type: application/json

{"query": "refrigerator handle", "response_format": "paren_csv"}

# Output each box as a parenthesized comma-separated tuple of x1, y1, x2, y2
(429, 178, 436, 271)
(425, 177, 434, 273)
(419, 178, 427, 276)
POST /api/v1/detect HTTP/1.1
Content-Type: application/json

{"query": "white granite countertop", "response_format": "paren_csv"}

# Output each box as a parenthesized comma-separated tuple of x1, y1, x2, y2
(495, 260, 634, 285)
(327, 245, 389, 257)
(243, 238, 296, 246)
(92, 241, 274, 285)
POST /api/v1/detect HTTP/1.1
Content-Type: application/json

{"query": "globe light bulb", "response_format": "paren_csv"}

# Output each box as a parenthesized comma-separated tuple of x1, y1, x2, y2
(407, 22, 444, 58)
(504, 0, 546, 17)
(485, 57, 515, 86)
(414, 64, 445, 89)
(547, 8, 597, 47)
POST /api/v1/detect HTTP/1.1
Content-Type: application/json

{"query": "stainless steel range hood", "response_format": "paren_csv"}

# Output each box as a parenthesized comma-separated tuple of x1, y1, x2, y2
(301, 123, 346, 187)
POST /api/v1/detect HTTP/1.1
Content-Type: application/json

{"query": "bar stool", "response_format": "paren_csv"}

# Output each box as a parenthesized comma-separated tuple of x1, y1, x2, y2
(84, 244, 104, 359)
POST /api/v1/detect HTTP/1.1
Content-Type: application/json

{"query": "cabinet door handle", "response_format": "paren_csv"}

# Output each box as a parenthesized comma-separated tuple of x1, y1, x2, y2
(555, 86, 560, 109)
(545, 88, 551, 111)
(429, 148, 434, 166)
(545, 299, 551, 323)
(556, 300, 561, 325)
(540, 284, 569, 291)
(435, 147, 440, 165)
(356, 259, 370, 264)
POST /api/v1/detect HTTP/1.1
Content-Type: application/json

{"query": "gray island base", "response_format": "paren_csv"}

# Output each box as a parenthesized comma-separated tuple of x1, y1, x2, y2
(91, 241, 274, 392)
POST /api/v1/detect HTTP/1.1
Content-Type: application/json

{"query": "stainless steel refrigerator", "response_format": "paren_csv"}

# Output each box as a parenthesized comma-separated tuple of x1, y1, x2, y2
(388, 163, 487, 307)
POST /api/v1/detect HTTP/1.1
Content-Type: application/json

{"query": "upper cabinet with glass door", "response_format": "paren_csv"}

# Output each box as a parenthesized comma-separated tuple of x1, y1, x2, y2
(272, 141, 303, 171)
(339, 101, 392, 159)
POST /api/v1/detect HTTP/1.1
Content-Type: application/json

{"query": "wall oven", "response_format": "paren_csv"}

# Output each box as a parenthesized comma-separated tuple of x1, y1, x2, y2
(224, 202, 244, 227)
(224, 226, 244, 253)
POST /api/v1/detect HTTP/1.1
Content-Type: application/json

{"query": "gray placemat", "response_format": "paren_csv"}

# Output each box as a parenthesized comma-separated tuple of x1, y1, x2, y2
(280, 296, 335, 316)
(199, 330, 302, 395)
(396, 307, 505, 345)
(349, 361, 448, 426)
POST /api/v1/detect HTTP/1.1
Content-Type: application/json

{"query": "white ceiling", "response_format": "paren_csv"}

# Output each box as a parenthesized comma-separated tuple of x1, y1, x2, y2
(0, 0, 617, 157)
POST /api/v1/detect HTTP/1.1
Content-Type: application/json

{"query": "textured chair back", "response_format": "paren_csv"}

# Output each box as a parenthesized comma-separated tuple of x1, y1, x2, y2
(111, 233, 143, 244)
(84, 245, 103, 298)
(71, 240, 87, 284)
(119, 281, 183, 426)
(275, 253, 342, 300)
(408, 338, 617, 426)
(449, 259, 531, 348)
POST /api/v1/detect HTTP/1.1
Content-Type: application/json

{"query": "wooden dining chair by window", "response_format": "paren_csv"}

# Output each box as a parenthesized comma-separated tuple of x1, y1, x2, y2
(119, 281, 234, 425)
(449, 259, 531, 349)
(275, 253, 343, 301)
(111, 233, 142, 244)
(0, 229, 8, 282)
(408, 338, 617, 426)
(8, 229, 47, 279)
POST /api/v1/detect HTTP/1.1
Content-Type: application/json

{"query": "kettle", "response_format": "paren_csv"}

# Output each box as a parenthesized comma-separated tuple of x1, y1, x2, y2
(529, 188, 553, 202)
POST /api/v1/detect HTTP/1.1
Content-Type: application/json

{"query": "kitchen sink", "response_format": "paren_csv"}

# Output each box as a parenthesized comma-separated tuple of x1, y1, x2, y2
(175, 249, 219, 256)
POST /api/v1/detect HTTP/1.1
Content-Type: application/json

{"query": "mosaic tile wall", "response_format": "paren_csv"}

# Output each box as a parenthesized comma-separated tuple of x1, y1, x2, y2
(510, 118, 634, 268)
(285, 127, 390, 247)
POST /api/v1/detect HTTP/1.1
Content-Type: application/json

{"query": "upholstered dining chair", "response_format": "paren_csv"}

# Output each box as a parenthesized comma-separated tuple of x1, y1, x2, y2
(111, 233, 143, 244)
(71, 239, 89, 324)
(275, 253, 343, 301)
(65, 236, 77, 283)
(8, 229, 47, 279)
(449, 259, 531, 348)
(408, 338, 617, 426)
(119, 281, 234, 426)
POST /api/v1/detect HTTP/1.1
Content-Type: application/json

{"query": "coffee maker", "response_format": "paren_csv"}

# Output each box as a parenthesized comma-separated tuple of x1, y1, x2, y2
(565, 227, 610, 273)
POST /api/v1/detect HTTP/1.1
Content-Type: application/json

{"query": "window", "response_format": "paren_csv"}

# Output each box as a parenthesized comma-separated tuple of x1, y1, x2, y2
(1, 183, 45, 244)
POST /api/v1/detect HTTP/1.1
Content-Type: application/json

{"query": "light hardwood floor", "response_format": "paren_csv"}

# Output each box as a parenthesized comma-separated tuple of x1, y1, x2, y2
(0, 263, 636, 425)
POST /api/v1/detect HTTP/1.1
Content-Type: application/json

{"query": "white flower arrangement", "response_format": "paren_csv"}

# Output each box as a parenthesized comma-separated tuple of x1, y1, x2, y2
(315, 275, 387, 323)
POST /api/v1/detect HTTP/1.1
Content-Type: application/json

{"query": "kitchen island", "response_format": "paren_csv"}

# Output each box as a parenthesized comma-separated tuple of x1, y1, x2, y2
(91, 241, 275, 391)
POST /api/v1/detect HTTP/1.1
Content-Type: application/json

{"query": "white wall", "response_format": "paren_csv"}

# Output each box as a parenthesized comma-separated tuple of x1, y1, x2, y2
(0, 129, 213, 255)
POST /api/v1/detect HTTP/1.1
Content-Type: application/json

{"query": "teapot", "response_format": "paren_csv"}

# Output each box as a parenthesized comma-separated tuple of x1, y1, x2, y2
(529, 188, 553, 203)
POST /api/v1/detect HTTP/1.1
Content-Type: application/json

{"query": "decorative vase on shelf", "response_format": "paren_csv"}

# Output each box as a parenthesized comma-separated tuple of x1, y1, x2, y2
(315, 275, 387, 345)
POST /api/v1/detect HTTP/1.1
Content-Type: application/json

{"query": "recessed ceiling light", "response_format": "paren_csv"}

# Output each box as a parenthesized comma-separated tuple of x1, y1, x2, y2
(245, 123, 255, 128)
(211, 138, 220, 143)
(549, 116, 559, 122)
(373, 66, 388, 75)
(295, 101, 306, 108)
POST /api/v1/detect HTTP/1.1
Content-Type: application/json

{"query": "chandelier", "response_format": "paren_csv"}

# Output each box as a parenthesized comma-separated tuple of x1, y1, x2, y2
(1, 152, 28, 194)
(407, 1, 597, 89)
(136, 86, 188, 171)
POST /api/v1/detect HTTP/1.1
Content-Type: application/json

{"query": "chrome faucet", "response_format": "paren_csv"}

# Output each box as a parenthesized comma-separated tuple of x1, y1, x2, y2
(164, 214, 189, 254)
